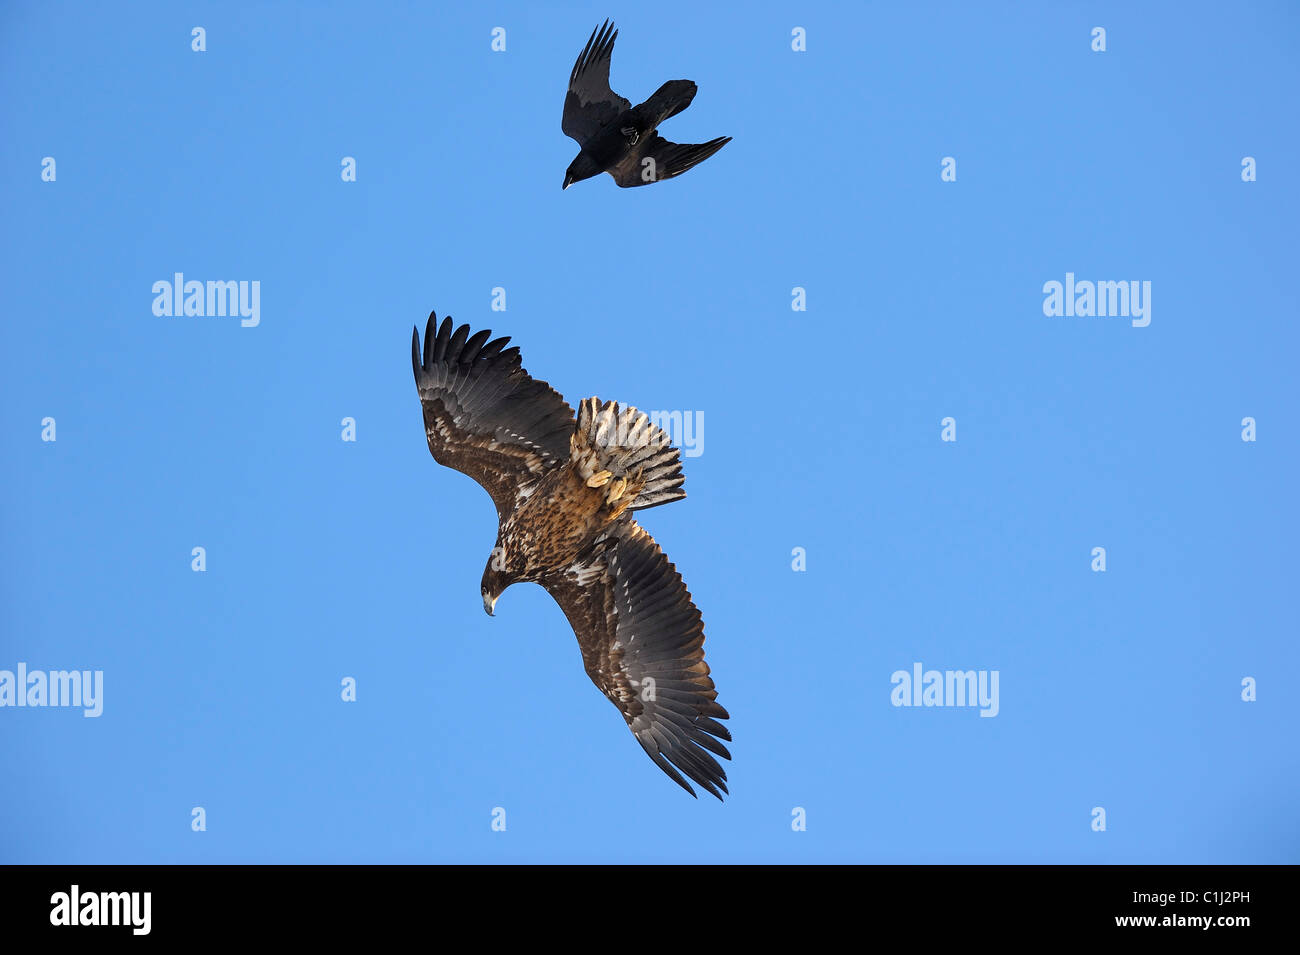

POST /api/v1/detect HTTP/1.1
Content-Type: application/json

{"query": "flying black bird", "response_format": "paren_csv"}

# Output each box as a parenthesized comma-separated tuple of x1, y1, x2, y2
(412, 312, 731, 799)
(561, 19, 731, 190)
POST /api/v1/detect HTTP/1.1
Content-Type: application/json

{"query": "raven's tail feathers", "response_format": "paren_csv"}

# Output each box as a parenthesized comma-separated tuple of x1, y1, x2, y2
(641, 80, 697, 125)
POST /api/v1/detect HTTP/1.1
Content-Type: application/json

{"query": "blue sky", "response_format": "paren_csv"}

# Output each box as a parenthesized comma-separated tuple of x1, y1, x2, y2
(2, 1, 1296, 863)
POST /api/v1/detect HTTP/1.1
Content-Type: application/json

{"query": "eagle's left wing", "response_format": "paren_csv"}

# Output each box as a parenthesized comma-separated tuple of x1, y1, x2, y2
(540, 520, 732, 799)
(412, 313, 575, 520)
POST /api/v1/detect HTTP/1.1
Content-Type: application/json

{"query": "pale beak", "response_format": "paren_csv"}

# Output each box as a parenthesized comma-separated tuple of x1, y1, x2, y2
(483, 593, 498, 617)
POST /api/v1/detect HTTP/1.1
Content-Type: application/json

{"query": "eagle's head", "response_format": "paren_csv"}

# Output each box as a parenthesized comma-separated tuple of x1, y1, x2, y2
(481, 547, 512, 616)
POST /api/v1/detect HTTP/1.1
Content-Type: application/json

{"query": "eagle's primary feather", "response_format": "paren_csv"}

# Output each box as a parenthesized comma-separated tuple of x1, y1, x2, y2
(412, 312, 730, 799)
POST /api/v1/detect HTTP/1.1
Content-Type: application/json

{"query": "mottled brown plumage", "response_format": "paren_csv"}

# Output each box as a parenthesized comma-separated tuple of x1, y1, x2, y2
(411, 312, 730, 799)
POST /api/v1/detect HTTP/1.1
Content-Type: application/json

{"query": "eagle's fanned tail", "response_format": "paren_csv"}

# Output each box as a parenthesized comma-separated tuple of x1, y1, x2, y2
(570, 397, 686, 512)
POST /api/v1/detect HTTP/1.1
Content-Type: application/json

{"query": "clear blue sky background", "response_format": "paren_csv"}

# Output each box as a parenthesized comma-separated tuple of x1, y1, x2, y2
(2, 1, 1296, 863)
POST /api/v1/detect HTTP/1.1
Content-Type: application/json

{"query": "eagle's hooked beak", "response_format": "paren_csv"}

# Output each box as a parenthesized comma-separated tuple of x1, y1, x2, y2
(483, 592, 498, 617)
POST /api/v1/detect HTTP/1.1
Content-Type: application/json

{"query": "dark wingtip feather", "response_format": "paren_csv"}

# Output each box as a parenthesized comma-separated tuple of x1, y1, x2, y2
(462, 328, 492, 362)
(432, 316, 454, 362)
(573, 21, 603, 83)
(423, 315, 436, 367)
(573, 18, 617, 83)
(448, 322, 470, 356)
(480, 335, 510, 359)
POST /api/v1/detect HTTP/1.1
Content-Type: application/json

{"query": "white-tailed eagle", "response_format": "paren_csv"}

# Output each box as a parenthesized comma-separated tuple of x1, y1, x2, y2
(412, 312, 731, 799)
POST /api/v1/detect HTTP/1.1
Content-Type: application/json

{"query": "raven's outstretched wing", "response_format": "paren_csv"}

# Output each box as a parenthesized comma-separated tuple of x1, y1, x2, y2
(540, 521, 731, 799)
(607, 133, 732, 188)
(412, 313, 575, 519)
(562, 19, 631, 146)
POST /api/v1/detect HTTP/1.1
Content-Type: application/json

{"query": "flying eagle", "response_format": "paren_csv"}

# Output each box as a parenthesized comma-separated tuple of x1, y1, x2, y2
(411, 312, 731, 800)
(562, 19, 731, 190)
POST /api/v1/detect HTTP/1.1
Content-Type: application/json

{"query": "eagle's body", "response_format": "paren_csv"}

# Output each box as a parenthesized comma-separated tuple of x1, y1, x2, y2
(496, 462, 631, 581)
(561, 20, 731, 190)
(412, 313, 731, 799)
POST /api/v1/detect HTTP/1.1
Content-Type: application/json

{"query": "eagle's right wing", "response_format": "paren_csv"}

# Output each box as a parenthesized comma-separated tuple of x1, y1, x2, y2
(412, 313, 575, 520)
(562, 19, 631, 146)
(540, 520, 731, 800)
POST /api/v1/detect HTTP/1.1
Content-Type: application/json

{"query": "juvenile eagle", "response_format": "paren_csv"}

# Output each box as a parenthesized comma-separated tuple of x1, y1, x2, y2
(562, 19, 731, 189)
(412, 312, 731, 799)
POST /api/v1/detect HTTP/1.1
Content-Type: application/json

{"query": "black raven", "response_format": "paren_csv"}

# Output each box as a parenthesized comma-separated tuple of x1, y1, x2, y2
(561, 20, 731, 190)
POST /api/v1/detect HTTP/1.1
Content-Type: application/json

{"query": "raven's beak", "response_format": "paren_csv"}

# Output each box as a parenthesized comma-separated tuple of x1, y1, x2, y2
(562, 173, 574, 191)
